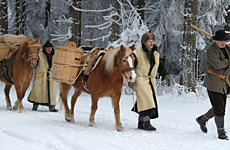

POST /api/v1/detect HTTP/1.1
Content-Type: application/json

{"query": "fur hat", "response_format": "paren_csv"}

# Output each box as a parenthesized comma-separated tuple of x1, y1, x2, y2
(212, 30, 229, 41)
(141, 33, 156, 43)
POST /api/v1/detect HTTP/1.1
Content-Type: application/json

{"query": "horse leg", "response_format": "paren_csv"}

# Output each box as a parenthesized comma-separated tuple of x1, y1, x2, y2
(111, 92, 124, 131)
(4, 84, 12, 110)
(69, 88, 82, 123)
(89, 94, 99, 127)
(13, 84, 30, 112)
(59, 83, 72, 122)
(13, 98, 24, 112)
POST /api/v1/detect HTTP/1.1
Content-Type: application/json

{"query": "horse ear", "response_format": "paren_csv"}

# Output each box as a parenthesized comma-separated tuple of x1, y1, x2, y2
(120, 45, 125, 52)
(108, 46, 114, 51)
(37, 37, 41, 43)
(130, 44, 135, 51)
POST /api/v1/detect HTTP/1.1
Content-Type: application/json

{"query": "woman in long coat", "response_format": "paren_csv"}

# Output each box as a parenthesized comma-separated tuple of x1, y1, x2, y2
(131, 33, 171, 131)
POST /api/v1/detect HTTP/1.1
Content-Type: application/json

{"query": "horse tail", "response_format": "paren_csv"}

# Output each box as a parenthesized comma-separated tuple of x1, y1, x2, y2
(57, 83, 64, 112)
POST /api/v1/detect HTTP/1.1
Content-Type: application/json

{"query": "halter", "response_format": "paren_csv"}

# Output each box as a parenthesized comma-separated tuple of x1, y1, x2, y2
(22, 44, 40, 62)
(119, 52, 135, 74)
(122, 67, 135, 74)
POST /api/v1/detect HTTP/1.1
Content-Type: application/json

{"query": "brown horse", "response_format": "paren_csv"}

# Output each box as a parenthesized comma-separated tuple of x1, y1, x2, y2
(0, 38, 41, 112)
(59, 44, 136, 131)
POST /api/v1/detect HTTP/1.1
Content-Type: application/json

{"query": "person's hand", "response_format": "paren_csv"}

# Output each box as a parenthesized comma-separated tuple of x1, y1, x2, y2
(164, 75, 171, 86)
(128, 82, 136, 89)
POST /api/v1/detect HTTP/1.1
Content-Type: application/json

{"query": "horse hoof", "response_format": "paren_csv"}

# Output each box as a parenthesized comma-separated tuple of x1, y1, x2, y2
(7, 106, 12, 110)
(12, 106, 17, 110)
(116, 126, 124, 132)
(65, 114, 75, 123)
(65, 117, 71, 122)
(65, 118, 75, 123)
(89, 122, 97, 128)
(19, 109, 26, 113)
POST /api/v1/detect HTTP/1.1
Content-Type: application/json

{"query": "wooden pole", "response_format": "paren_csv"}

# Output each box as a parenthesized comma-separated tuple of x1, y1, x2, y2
(177, 16, 230, 47)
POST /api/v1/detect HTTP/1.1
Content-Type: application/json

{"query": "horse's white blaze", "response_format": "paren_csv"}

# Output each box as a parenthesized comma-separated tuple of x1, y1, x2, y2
(127, 56, 136, 82)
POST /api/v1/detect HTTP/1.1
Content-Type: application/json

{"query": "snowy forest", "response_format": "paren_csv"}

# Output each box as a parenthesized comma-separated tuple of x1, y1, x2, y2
(0, 0, 230, 94)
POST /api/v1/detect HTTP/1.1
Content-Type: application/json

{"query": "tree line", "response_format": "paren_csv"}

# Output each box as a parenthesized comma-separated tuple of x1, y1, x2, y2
(0, 0, 230, 92)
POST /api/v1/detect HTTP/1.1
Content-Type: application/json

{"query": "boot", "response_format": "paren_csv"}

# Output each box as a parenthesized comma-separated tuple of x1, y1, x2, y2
(32, 103, 39, 111)
(49, 105, 58, 112)
(218, 130, 229, 140)
(138, 116, 156, 131)
(215, 116, 229, 140)
(196, 108, 214, 133)
(196, 116, 208, 133)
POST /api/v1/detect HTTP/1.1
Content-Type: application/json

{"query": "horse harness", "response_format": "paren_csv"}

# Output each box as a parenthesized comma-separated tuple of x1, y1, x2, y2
(81, 48, 107, 93)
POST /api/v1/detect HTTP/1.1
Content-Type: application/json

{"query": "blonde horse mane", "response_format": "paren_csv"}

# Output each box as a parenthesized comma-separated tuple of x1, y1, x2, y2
(103, 46, 133, 73)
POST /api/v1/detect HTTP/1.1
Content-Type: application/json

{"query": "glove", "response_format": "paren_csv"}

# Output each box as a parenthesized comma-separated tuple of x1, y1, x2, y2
(164, 75, 171, 86)
(128, 82, 136, 89)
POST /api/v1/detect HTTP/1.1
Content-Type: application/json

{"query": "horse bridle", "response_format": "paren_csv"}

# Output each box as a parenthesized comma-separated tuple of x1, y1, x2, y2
(23, 44, 40, 62)
(119, 52, 135, 74)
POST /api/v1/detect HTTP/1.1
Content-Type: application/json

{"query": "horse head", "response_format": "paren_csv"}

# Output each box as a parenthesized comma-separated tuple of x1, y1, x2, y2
(26, 38, 41, 68)
(119, 44, 136, 83)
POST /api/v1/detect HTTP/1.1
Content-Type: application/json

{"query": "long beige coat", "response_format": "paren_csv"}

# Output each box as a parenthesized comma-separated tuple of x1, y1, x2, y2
(204, 43, 230, 94)
(133, 48, 159, 112)
(28, 50, 56, 105)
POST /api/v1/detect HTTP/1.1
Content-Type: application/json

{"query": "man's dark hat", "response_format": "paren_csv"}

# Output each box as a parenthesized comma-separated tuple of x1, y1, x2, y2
(212, 30, 229, 41)
(43, 41, 54, 55)
(43, 41, 53, 48)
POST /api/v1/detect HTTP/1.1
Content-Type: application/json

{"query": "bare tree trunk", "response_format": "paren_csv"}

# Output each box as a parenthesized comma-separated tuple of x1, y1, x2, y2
(44, 0, 51, 29)
(15, 0, 26, 35)
(110, 0, 120, 43)
(0, 0, 8, 34)
(180, 0, 198, 92)
(137, 0, 145, 21)
(225, 6, 230, 35)
(69, 0, 81, 47)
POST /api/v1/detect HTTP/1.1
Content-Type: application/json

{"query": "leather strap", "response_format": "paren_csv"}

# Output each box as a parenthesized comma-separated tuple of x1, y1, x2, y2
(207, 70, 230, 85)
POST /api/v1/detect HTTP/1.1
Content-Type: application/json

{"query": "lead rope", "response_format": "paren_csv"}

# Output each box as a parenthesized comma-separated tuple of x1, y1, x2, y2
(125, 85, 136, 112)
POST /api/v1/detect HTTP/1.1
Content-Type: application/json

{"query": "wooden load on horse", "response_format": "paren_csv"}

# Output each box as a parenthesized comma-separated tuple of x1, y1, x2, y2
(79, 46, 107, 76)
(0, 34, 27, 61)
(52, 41, 84, 84)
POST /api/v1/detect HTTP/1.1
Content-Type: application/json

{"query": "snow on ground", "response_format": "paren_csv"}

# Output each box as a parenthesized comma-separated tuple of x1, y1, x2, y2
(0, 83, 230, 150)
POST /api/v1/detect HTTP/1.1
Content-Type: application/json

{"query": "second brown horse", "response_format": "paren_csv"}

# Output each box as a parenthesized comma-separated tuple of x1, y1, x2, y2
(59, 44, 136, 131)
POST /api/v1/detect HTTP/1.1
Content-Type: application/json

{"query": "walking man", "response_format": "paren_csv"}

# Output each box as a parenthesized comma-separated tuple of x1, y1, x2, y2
(130, 33, 171, 131)
(196, 30, 229, 140)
